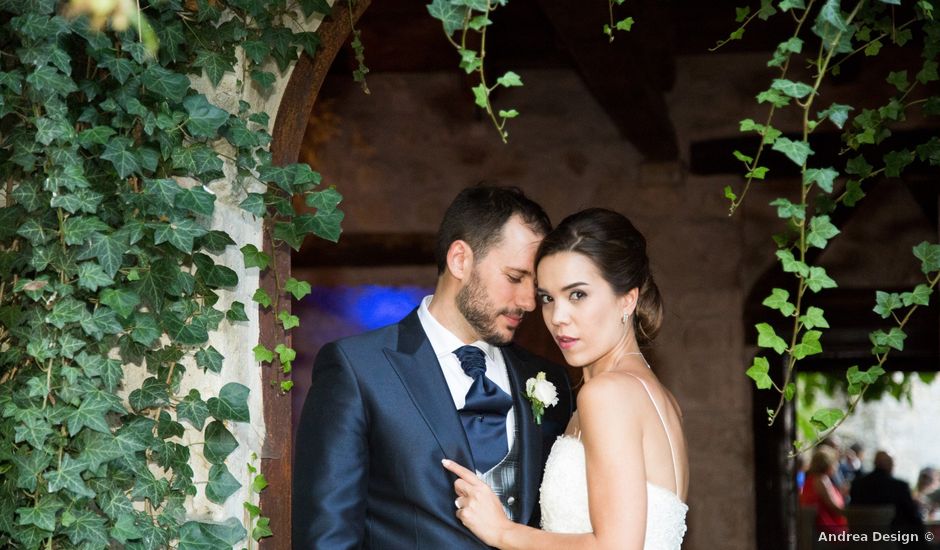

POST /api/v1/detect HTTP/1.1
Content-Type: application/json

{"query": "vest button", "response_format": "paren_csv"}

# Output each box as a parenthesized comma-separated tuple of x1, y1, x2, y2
(507, 496, 515, 505)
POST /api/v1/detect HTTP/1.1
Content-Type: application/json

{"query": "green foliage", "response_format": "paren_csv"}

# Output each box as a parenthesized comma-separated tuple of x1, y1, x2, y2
(427, 0, 520, 142)
(0, 0, 340, 546)
(722, 0, 940, 451)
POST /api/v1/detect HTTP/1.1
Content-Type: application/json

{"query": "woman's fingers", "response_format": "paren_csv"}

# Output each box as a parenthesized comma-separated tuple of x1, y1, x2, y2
(454, 478, 475, 498)
(441, 458, 479, 484)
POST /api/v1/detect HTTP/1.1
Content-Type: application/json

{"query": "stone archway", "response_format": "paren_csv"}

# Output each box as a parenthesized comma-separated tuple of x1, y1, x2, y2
(259, 2, 371, 546)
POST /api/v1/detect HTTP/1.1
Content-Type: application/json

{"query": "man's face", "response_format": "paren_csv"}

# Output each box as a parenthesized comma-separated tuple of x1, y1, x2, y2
(456, 215, 542, 345)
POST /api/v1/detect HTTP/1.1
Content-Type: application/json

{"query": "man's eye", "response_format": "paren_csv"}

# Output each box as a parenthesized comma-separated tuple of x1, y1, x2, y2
(507, 275, 522, 283)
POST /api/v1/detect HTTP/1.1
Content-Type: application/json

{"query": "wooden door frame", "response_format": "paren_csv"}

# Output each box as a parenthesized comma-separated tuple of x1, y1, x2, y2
(260, 1, 372, 547)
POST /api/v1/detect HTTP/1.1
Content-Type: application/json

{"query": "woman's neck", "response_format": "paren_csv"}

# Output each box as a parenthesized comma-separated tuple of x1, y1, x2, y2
(582, 333, 645, 382)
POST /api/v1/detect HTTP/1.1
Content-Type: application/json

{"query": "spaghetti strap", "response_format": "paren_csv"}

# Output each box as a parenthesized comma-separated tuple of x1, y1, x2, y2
(624, 373, 680, 495)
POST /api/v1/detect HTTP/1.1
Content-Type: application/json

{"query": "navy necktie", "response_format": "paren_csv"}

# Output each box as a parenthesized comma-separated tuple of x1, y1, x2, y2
(454, 345, 513, 473)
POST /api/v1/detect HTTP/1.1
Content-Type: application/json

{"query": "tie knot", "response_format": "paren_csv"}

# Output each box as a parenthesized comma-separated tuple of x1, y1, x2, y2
(454, 345, 487, 379)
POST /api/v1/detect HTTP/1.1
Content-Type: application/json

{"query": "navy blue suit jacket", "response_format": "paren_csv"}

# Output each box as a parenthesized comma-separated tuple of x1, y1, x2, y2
(292, 309, 572, 549)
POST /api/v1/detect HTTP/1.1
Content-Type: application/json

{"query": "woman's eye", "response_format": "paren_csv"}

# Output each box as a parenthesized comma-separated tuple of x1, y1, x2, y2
(538, 294, 552, 304)
(570, 290, 586, 301)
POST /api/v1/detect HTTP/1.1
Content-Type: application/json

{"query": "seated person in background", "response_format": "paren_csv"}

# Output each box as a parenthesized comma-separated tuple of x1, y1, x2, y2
(913, 467, 939, 521)
(800, 447, 848, 535)
(820, 437, 850, 496)
(850, 451, 924, 531)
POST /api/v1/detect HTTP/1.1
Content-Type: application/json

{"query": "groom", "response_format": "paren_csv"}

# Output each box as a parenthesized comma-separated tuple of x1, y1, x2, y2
(292, 185, 573, 549)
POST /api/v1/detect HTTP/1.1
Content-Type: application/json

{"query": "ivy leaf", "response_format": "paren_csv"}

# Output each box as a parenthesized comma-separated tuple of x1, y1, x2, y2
(305, 187, 342, 212)
(253, 344, 274, 363)
(78, 232, 128, 278)
(128, 378, 170, 411)
(250, 69, 276, 89)
(771, 78, 814, 99)
(806, 266, 838, 292)
(784, 383, 796, 402)
(913, 241, 940, 274)
(241, 244, 270, 270)
(917, 60, 939, 84)
(776, 249, 809, 276)
(471, 84, 488, 109)
(887, 70, 909, 92)
(195, 346, 224, 373)
(154, 218, 208, 253)
(206, 463, 242, 504)
(804, 167, 838, 193)
(883, 149, 914, 178)
(278, 310, 300, 330)
(295, 210, 344, 242)
(242, 40, 270, 65)
(25, 65, 78, 95)
(227, 301, 248, 322)
(900, 283, 932, 307)
(870, 327, 907, 352)
(873, 291, 904, 318)
(762, 288, 795, 316)
(807, 215, 840, 249)
(207, 383, 250, 422)
(194, 49, 232, 87)
(239, 193, 266, 217)
(779, 0, 806, 12)
(64, 398, 112, 436)
(176, 186, 216, 216)
(63, 215, 109, 246)
(77, 262, 114, 292)
(47, 454, 95, 498)
(99, 288, 140, 319)
(847, 365, 886, 385)
(184, 94, 230, 139)
(204, 421, 239, 464)
(771, 137, 813, 166)
(178, 518, 247, 550)
(48, 297, 86, 329)
(756, 88, 790, 107)
(131, 312, 161, 346)
(799, 306, 829, 329)
(101, 137, 140, 178)
(177, 389, 210, 430)
(769, 198, 805, 221)
(427, 0, 469, 36)
(14, 410, 53, 449)
(142, 64, 191, 102)
(810, 407, 844, 431)
(16, 496, 63, 532)
(252, 288, 272, 308)
(496, 71, 523, 88)
(284, 277, 312, 300)
(162, 310, 209, 345)
(746, 356, 774, 389)
(817, 103, 853, 129)
(756, 323, 788, 354)
(80, 306, 123, 340)
(110, 514, 143, 544)
(792, 330, 823, 359)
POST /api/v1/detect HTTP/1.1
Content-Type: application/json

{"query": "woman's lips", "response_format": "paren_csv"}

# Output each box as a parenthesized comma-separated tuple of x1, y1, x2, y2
(556, 336, 578, 350)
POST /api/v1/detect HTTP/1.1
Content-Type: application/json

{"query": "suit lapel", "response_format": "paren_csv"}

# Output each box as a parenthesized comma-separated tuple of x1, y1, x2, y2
(384, 310, 475, 469)
(502, 345, 542, 525)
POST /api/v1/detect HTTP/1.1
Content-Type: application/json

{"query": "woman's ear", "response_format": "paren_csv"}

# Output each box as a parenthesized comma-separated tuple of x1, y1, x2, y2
(446, 240, 473, 281)
(622, 287, 640, 317)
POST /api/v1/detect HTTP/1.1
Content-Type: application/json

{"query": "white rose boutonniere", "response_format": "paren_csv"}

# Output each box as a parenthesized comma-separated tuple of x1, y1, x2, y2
(525, 372, 558, 425)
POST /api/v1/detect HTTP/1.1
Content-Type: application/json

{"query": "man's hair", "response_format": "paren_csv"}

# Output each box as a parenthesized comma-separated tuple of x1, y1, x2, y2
(435, 185, 550, 274)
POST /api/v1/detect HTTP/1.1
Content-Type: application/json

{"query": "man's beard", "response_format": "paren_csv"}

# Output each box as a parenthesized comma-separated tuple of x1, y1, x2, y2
(456, 268, 525, 346)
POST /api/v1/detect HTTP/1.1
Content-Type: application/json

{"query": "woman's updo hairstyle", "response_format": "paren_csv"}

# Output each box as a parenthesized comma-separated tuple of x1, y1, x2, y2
(535, 208, 663, 346)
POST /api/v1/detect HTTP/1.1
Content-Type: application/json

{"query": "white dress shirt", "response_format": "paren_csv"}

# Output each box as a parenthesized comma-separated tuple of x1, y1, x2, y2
(416, 295, 515, 450)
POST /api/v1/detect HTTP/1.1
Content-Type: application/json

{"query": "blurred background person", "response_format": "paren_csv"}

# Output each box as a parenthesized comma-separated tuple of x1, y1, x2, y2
(800, 447, 848, 535)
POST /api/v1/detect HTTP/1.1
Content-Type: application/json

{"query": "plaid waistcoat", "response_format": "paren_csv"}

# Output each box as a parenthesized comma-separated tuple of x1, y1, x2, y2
(478, 409, 522, 521)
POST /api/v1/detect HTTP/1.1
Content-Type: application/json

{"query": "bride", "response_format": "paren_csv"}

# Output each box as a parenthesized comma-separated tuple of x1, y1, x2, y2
(443, 208, 688, 550)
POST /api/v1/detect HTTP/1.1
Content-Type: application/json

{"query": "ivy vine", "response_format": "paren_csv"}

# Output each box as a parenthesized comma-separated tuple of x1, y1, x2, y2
(0, 0, 342, 547)
(721, 0, 940, 452)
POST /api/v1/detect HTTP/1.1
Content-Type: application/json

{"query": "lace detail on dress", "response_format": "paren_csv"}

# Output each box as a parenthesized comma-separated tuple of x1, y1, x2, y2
(539, 436, 688, 550)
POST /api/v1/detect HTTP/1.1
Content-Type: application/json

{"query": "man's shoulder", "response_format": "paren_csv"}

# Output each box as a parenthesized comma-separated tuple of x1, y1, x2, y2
(330, 322, 402, 353)
(504, 344, 569, 381)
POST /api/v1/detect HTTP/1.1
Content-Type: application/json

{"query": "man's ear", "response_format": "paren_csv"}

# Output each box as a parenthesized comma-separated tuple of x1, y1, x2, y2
(446, 240, 474, 281)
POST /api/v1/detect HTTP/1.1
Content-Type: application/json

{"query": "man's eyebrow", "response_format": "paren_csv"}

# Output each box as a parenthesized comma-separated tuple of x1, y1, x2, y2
(506, 266, 533, 276)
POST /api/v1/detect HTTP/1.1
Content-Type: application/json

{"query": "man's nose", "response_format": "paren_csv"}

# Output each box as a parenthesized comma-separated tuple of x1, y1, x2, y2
(517, 281, 536, 312)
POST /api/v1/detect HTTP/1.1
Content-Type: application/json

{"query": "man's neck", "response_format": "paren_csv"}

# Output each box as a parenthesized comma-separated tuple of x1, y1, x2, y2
(427, 292, 477, 345)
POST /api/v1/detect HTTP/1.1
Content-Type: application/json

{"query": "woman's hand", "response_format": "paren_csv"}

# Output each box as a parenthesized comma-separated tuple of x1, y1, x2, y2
(442, 458, 514, 547)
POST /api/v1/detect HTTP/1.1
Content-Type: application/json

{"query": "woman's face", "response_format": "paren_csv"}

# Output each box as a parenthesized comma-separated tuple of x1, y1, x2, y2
(536, 251, 632, 368)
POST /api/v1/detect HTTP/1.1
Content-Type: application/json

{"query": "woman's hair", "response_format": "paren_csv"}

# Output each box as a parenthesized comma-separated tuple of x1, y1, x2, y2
(536, 208, 663, 346)
(808, 447, 838, 475)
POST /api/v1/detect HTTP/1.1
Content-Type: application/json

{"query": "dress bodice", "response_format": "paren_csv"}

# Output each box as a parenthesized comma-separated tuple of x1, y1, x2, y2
(539, 436, 688, 549)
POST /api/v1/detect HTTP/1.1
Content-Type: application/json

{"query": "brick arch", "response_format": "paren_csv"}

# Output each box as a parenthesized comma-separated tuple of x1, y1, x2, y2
(260, 2, 372, 546)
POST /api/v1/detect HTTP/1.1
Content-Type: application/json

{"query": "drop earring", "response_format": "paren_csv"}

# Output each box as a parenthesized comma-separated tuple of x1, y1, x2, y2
(621, 311, 629, 325)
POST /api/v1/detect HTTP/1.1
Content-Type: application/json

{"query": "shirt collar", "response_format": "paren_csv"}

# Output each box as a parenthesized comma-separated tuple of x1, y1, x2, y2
(417, 295, 500, 362)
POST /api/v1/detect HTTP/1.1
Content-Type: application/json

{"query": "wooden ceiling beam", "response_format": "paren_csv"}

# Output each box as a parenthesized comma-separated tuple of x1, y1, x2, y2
(535, 0, 679, 161)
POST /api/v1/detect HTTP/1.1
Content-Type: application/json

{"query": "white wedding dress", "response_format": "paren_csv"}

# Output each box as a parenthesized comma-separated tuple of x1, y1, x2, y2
(538, 376, 688, 550)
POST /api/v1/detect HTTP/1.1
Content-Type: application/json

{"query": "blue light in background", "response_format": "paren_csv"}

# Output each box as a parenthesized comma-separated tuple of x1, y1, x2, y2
(306, 285, 431, 330)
